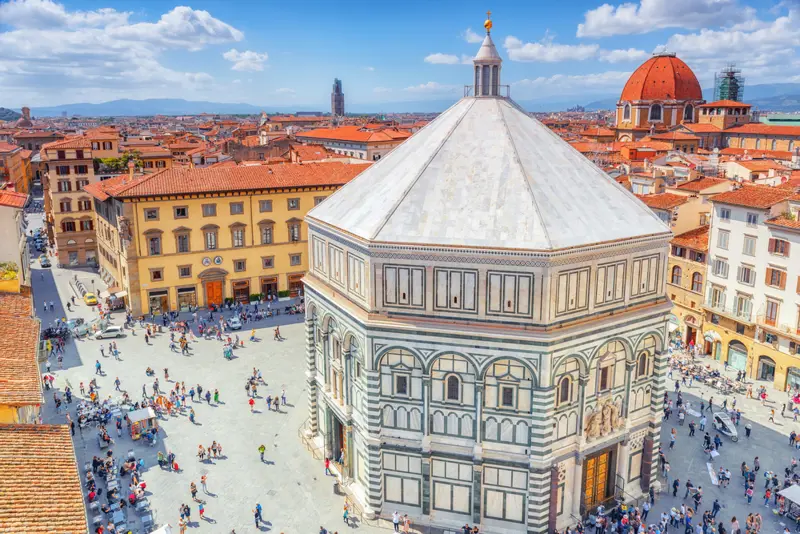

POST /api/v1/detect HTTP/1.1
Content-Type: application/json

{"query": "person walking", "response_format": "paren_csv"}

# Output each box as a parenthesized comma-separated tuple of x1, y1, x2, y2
(214, 389, 219, 403)
(343, 503, 350, 526)
(642, 500, 651, 521)
(769, 409, 776, 423)
(95, 360, 102, 375)
(745, 424, 752, 438)
(670, 428, 677, 450)
(100, 345, 105, 358)
(689, 420, 696, 437)
(114, 377, 121, 391)
(325, 457, 331, 475)
(281, 389, 287, 405)
(259, 444, 266, 462)
(392, 511, 400, 532)
(754, 457, 760, 472)
(699, 415, 707, 432)
(712, 499, 721, 518)
(249, 397, 255, 412)
(201, 474, 208, 494)
(253, 503, 263, 528)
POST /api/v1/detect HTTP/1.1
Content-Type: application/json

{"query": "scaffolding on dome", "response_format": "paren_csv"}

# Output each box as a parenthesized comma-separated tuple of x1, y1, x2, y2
(714, 65, 745, 102)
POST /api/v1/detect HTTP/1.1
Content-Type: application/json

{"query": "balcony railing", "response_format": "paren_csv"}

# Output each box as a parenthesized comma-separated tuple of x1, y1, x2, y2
(756, 315, 800, 337)
(704, 298, 753, 322)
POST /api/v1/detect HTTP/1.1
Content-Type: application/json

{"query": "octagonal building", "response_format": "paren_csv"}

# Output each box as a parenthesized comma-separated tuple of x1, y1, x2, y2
(302, 17, 672, 534)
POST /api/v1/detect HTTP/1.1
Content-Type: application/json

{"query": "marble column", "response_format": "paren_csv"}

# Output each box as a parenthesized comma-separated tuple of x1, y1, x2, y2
(305, 312, 319, 435)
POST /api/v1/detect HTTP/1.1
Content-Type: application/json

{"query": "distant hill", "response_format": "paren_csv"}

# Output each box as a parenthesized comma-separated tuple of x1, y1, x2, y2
(0, 107, 21, 121)
(32, 99, 276, 117)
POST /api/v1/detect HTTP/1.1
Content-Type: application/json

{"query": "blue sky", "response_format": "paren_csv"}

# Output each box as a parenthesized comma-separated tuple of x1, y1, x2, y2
(0, 0, 797, 108)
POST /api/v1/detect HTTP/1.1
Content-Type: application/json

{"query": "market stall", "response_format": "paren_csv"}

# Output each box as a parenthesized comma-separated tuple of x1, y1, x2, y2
(129, 407, 158, 441)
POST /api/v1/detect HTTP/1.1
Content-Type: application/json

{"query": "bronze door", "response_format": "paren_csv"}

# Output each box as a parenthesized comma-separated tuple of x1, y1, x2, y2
(583, 450, 612, 511)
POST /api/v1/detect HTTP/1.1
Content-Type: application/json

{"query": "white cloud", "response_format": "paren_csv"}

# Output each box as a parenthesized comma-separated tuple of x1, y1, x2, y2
(404, 81, 458, 94)
(0, 1, 244, 105)
(275, 87, 295, 94)
(654, 9, 800, 83)
(232, 79, 241, 84)
(577, 0, 752, 37)
(364, 66, 375, 71)
(598, 48, 648, 63)
(512, 71, 632, 98)
(504, 35, 599, 62)
(0, 0, 130, 29)
(373, 87, 392, 93)
(223, 49, 269, 71)
(462, 27, 483, 43)
(424, 53, 460, 65)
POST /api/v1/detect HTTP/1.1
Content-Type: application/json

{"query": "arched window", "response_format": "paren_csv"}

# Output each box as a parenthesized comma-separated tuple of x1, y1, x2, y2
(558, 376, 571, 405)
(790, 141, 795, 152)
(671, 265, 682, 285)
(649, 104, 662, 121)
(623, 103, 631, 121)
(683, 104, 693, 122)
(446, 375, 460, 401)
(739, 138, 745, 148)
(771, 139, 777, 151)
(727, 137, 733, 148)
(755, 139, 761, 149)
(691, 272, 703, 293)
(637, 352, 648, 378)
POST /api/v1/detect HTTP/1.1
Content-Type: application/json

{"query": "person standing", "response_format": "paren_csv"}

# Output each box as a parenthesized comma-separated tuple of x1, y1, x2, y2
(114, 377, 121, 391)
(670, 428, 677, 450)
(712, 499, 721, 518)
(249, 397, 255, 412)
(281, 389, 287, 405)
(253, 503, 263, 528)
(325, 457, 331, 476)
(642, 500, 651, 521)
(259, 444, 266, 462)
(392, 511, 400, 532)
(201, 474, 208, 494)
(700, 415, 707, 432)
(688, 420, 696, 437)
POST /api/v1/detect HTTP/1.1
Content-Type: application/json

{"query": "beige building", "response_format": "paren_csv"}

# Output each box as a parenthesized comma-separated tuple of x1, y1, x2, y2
(667, 226, 709, 346)
(636, 192, 710, 234)
(42, 128, 121, 266)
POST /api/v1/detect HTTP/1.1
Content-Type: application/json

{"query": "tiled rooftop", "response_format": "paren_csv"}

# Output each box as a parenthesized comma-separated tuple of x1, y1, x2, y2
(766, 215, 800, 230)
(0, 316, 42, 406)
(710, 186, 794, 209)
(675, 177, 728, 192)
(0, 292, 33, 317)
(0, 191, 28, 209)
(635, 193, 691, 210)
(84, 161, 370, 199)
(0, 424, 87, 533)
(671, 225, 710, 252)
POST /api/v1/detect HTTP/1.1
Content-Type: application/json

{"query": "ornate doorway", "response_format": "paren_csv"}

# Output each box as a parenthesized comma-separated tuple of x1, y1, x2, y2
(583, 448, 614, 512)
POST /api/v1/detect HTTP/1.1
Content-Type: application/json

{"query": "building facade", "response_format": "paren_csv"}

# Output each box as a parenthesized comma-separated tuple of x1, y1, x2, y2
(703, 187, 800, 390)
(303, 22, 671, 534)
(295, 126, 410, 161)
(667, 226, 709, 347)
(84, 162, 367, 315)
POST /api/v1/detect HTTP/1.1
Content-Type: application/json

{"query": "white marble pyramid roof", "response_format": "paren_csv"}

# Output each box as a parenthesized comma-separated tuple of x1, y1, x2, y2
(308, 97, 670, 251)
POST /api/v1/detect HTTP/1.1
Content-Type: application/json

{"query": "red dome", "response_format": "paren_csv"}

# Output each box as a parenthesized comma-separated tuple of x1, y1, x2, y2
(620, 54, 702, 102)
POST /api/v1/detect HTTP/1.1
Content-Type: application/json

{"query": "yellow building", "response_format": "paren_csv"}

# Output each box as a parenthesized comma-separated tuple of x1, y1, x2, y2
(85, 162, 369, 315)
(0, 292, 41, 424)
(666, 226, 709, 347)
(0, 142, 32, 194)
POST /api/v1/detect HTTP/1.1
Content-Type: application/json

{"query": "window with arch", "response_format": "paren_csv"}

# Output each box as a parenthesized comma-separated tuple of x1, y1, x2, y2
(790, 141, 795, 152)
(623, 103, 631, 121)
(637, 352, 649, 378)
(683, 104, 693, 121)
(484, 359, 533, 412)
(671, 265, 682, 285)
(727, 137, 733, 147)
(595, 340, 626, 393)
(771, 139, 777, 151)
(649, 104, 662, 121)
(691, 272, 703, 293)
(739, 138, 745, 148)
(379, 349, 422, 399)
(755, 139, 761, 149)
(558, 376, 572, 405)
(431, 354, 475, 405)
(636, 335, 657, 379)
(446, 375, 460, 401)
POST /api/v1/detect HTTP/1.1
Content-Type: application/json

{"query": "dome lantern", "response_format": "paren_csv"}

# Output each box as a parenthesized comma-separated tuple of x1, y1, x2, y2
(473, 12, 502, 97)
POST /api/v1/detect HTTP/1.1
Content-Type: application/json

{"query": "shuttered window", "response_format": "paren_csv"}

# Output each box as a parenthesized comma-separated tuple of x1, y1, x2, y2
(765, 267, 787, 289)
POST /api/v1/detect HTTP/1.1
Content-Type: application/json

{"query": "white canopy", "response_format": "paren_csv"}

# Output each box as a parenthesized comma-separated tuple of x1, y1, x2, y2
(779, 484, 800, 504)
(151, 526, 172, 534)
(128, 407, 156, 423)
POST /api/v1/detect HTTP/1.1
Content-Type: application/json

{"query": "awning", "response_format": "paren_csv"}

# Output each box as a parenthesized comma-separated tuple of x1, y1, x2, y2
(779, 485, 800, 504)
(669, 322, 680, 332)
(99, 291, 110, 299)
(704, 330, 722, 342)
(114, 290, 127, 298)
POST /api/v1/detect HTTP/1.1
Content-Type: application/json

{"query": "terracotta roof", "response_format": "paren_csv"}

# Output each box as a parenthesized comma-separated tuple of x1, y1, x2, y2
(0, 292, 32, 317)
(0, 191, 28, 209)
(292, 144, 334, 161)
(621, 54, 702, 101)
(719, 147, 793, 160)
(168, 142, 202, 150)
(724, 123, 800, 136)
(13, 131, 63, 139)
(41, 136, 91, 150)
(18, 149, 32, 159)
(0, 142, 21, 153)
(681, 123, 722, 133)
(648, 131, 701, 141)
(710, 186, 794, 208)
(0, 424, 87, 533)
(297, 125, 410, 143)
(582, 127, 616, 137)
(270, 116, 327, 123)
(766, 215, 800, 230)
(0, 316, 41, 406)
(134, 147, 171, 157)
(671, 225, 710, 252)
(675, 177, 728, 192)
(636, 192, 690, 210)
(731, 160, 787, 172)
(698, 100, 751, 108)
(85, 162, 370, 199)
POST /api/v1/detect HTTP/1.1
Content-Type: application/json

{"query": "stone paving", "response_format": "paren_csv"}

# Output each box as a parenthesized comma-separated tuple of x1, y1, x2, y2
(648, 356, 800, 534)
(30, 240, 382, 531)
